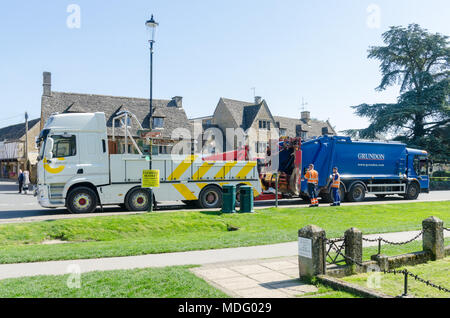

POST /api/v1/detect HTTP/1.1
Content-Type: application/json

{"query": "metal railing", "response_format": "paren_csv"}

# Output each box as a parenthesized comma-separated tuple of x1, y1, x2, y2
(383, 269, 450, 296)
(362, 231, 424, 255)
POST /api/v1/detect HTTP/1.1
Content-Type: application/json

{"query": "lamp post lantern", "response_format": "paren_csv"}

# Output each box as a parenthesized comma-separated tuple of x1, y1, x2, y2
(146, 14, 158, 212)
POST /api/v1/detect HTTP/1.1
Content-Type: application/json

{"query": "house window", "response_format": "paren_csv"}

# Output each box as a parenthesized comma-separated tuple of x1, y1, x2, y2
(259, 120, 270, 130)
(51, 135, 76, 158)
(279, 128, 287, 137)
(153, 117, 164, 129)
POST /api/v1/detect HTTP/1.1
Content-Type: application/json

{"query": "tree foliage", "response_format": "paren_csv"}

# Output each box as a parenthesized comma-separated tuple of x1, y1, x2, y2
(350, 24, 450, 161)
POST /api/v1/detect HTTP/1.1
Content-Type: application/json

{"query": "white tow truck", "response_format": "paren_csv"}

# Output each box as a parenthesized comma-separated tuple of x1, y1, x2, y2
(35, 112, 261, 213)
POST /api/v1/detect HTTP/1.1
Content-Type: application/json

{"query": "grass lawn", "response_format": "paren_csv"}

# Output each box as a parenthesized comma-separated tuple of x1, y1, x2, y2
(297, 278, 362, 298)
(0, 266, 228, 298)
(342, 257, 450, 298)
(0, 201, 448, 264)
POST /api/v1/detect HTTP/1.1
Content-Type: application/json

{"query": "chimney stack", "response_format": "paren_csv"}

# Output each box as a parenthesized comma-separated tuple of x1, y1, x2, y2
(254, 96, 262, 104)
(43, 72, 52, 97)
(301, 111, 310, 122)
(172, 96, 183, 108)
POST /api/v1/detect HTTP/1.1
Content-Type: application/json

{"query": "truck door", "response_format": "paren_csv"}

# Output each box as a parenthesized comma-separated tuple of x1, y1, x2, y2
(44, 133, 79, 193)
(412, 155, 429, 190)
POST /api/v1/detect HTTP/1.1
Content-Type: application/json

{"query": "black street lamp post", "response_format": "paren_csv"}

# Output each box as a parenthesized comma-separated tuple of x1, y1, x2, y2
(146, 14, 158, 212)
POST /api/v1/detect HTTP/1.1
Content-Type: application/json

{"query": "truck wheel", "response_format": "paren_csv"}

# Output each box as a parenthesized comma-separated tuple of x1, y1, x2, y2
(66, 187, 98, 214)
(235, 184, 245, 207)
(347, 184, 366, 202)
(198, 186, 223, 209)
(125, 188, 151, 211)
(405, 183, 420, 200)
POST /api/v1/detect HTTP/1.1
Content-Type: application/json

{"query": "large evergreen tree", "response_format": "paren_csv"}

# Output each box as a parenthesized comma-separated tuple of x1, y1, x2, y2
(350, 24, 449, 161)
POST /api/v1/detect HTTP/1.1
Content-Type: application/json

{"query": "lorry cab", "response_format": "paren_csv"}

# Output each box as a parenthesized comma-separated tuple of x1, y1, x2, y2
(406, 148, 430, 193)
(36, 113, 109, 209)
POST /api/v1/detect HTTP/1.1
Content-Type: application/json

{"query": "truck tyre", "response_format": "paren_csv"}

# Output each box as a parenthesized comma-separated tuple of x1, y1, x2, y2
(235, 184, 246, 207)
(125, 188, 152, 211)
(346, 184, 366, 202)
(66, 187, 98, 214)
(405, 183, 420, 200)
(198, 185, 223, 209)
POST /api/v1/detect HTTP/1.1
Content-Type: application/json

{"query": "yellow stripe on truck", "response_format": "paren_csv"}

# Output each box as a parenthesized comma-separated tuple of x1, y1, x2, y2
(192, 162, 214, 180)
(236, 161, 257, 179)
(173, 183, 197, 200)
(168, 155, 197, 181)
(214, 162, 237, 180)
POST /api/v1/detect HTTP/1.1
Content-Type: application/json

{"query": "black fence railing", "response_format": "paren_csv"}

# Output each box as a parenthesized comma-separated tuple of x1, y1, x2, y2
(383, 269, 450, 296)
(362, 231, 424, 255)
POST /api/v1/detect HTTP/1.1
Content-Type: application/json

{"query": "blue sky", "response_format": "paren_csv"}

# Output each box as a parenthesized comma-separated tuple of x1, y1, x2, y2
(0, 0, 449, 132)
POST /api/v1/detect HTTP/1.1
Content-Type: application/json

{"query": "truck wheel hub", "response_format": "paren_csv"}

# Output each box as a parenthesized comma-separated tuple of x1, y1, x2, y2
(206, 192, 218, 204)
(73, 194, 90, 210)
(132, 193, 147, 207)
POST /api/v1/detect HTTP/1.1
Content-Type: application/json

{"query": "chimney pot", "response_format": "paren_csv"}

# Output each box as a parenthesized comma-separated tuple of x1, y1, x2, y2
(301, 111, 310, 122)
(172, 96, 183, 108)
(43, 72, 52, 97)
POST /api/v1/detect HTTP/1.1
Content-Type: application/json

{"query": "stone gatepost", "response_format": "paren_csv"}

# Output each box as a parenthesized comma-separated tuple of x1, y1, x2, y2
(422, 216, 444, 260)
(344, 227, 363, 266)
(298, 225, 326, 278)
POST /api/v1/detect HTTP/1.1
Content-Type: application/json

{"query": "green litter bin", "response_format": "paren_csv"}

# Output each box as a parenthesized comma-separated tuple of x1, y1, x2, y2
(221, 184, 236, 213)
(239, 186, 254, 213)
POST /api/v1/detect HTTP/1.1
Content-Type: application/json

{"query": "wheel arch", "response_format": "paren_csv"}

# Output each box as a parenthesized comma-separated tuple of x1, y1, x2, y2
(66, 182, 100, 205)
(347, 180, 367, 194)
(125, 185, 156, 204)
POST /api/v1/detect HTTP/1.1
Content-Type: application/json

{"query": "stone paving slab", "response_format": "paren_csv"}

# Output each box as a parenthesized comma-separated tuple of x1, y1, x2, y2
(191, 256, 318, 298)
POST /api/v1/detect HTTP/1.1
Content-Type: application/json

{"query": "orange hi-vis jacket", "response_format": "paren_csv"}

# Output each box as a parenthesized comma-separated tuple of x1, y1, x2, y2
(331, 173, 340, 188)
(305, 169, 319, 185)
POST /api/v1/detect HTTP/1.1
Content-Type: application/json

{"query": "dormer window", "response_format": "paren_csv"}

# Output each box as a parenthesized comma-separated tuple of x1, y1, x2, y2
(153, 117, 164, 129)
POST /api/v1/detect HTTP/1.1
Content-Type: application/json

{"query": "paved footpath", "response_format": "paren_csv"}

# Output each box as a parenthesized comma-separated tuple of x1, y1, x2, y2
(1, 230, 448, 281)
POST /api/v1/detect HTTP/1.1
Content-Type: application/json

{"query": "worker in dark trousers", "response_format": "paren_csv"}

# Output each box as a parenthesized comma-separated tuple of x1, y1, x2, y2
(305, 164, 319, 207)
(330, 167, 341, 206)
(18, 169, 24, 194)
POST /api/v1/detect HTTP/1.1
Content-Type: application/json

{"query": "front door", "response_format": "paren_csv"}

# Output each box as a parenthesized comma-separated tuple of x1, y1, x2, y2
(44, 133, 79, 201)
(413, 155, 429, 190)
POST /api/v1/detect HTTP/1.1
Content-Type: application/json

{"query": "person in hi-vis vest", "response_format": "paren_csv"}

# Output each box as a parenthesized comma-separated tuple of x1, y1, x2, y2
(330, 167, 341, 206)
(305, 164, 319, 207)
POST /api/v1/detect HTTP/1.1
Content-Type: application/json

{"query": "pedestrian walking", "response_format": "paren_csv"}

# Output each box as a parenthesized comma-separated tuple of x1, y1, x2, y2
(18, 169, 24, 194)
(330, 167, 341, 206)
(23, 170, 30, 194)
(305, 164, 319, 207)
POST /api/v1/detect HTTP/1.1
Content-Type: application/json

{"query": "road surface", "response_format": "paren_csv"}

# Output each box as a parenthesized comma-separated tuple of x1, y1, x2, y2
(0, 180, 448, 224)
